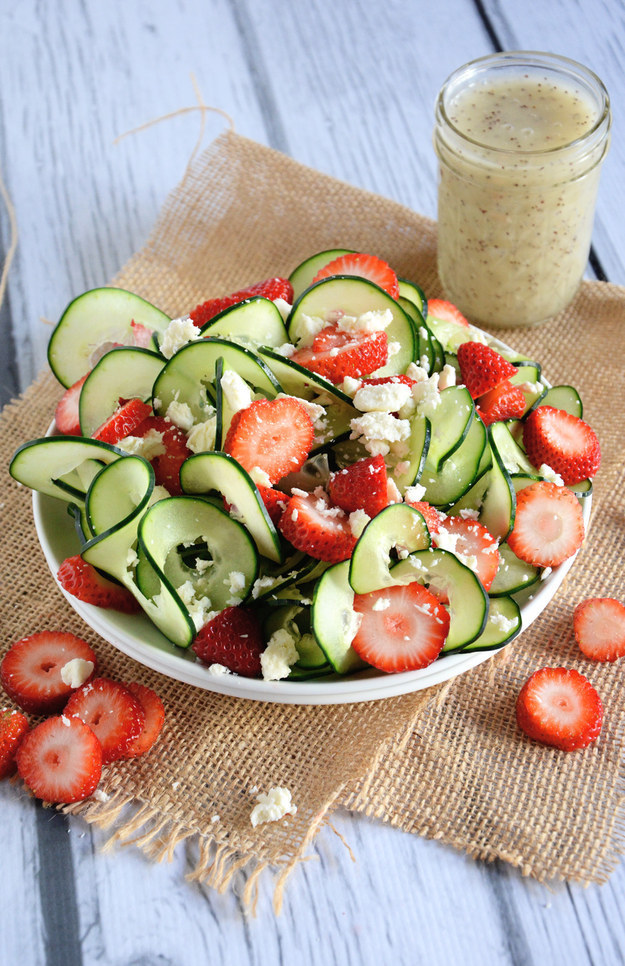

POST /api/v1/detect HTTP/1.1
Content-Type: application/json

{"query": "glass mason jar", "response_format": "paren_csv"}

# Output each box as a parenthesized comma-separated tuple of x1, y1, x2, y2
(433, 52, 611, 327)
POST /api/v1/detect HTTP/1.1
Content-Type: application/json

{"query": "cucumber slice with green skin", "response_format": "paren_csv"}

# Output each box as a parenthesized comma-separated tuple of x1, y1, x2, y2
(528, 384, 583, 419)
(67, 502, 91, 544)
(257, 347, 353, 404)
(398, 278, 427, 317)
(510, 471, 593, 501)
(48, 288, 171, 388)
(312, 561, 368, 674)
(479, 427, 517, 541)
(426, 386, 474, 472)
(399, 297, 433, 373)
(138, 495, 259, 627)
(390, 548, 489, 652)
(85, 455, 154, 538)
(420, 414, 487, 508)
(288, 248, 355, 302)
(391, 414, 430, 495)
(349, 503, 431, 594)
(508, 363, 544, 414)
(262, 605, 328, 670)
(461, 595, 522, 652)
(425, 311, 482, 353)
(152, 338, 281, 424)
(489, 419, 536, 476)
(10, 437, 122, 502)
(489, 543, 539, 596)
(197, 297, 289, 347)
(79, 346, 165, 436)
(287, 276, 417, 378)
(429, 329, 446, 374)
(180, 451, 282, 563)
(568, 478, 593, 498)
(444, 465, 492, 517)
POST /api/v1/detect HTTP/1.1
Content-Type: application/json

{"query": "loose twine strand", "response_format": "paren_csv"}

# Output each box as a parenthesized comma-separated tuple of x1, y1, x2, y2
(0, 73, 233, 321)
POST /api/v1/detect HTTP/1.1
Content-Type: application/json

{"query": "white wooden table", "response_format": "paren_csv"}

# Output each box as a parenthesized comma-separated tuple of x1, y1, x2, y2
(2, 2, 624, 963)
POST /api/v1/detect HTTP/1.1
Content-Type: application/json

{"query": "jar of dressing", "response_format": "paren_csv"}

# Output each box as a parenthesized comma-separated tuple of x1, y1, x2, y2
(434, 52, 611, 327)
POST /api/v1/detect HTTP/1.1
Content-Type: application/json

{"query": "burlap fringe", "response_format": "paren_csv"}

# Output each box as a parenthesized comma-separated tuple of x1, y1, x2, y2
(61, 787, 347, 915)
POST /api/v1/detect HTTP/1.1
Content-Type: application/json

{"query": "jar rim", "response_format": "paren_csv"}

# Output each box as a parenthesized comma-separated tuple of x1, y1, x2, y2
(435, 50, 611, 160)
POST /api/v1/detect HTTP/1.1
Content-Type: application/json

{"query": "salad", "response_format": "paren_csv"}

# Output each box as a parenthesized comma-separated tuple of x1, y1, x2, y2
(10, 250, 601, 685)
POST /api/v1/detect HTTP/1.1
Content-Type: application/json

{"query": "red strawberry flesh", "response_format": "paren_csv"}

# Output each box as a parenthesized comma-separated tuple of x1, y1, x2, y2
(328, 455, 389, 518)
(291, 326, 388, 383)
(57, 555, 140, 613)
(573, 597, 625, 663)
(16, 715, 102, 803)
(523, 406, 601, 485)
(92, 398, 153, 445)
(457, 342, 518, 399)
(0, 708, 30, 779)
(192, 606, 263, 677)
(224, 397, 314, 485)
(516, 667, 603, 751)
(507, 480, 584, 568)
(190, 277, 293, 328)
(64, 677, 145, 763)
(1, 631, 97, 715)
(122, 683, 165, 757)
(312, 253, 399, 299)
(278, 490, 357, 563)
(54, 373, 89, 436)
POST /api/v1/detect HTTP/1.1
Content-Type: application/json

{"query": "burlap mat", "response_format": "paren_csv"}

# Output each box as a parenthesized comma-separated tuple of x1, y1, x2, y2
(1, 131, 623, 907)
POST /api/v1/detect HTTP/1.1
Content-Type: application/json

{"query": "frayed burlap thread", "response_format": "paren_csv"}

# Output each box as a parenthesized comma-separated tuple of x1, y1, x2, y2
(2, 131, 624, 905)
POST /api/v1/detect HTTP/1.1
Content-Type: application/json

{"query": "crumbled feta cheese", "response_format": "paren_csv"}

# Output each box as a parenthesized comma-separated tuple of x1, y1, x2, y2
(434, 526, 478, 572)
(220, 370, 254, 414)
(353, 382, 412, 414)
(160, 316, 201, 359)
(186, 415, 217, 454)
(349, 508, 371, 538)
(250, 787, 297, 827)
(251, 575, 277, 599)
(350, 412, 411, 450)
(176, 580, 215, 631)
(404, 483, 426, 503)
(491, 612, 517, 634)
(540, 566, 553, 581)
(393, 460, 411, 478)
(459, 508, 480, 520)
(273, 342, 296, 357)
(250, 465, 272, 487)
(211, 813, 220, 823)
(207, 663, 232, 676)
(273, 297, 292, 321)
(387, 341, 401, 358)
(195, 557, 213, 573)
(93, 788, 110, 803)
(340, 607, 363, 646)
(340, 376, 363, 396)
(413, 374, 442, 418)
(60, 658, 94, 688)
(166, 399, 195, 432)
(405, 362, 429, 383)
(438, 364, 457, 390)
(117, 429, 166, 460)
(539, 463, 565, 486)
(126, 547, 139, 570)
(276, 393, 325, 428)
(226, 571, 246, 596)
(261, 628, 299, 681)
(372, 597, 391, 611)
(387, 478, 402, 504)
(518, 381, 544, 394)
(296, 313, 327, 346)
(337, 308, 393, 334)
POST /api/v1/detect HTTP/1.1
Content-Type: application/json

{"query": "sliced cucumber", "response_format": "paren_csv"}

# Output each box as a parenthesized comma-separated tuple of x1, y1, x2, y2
(85, 455, 154, 538)
(489, 544, 539, 596)
(529, 384, 583, 419)
(48, 287, 170, 388)
(138, 495, 259, 625)
(198, 297, 289, 347)
(461, 595, 522, 652)
(258, 347, 352, 403)
(425, 310, 480, 353)
(391, 414, 430, 495)
(349, 503, 431, 594)
(287, 276, 417, 377)
(390, 548, 489, 652)
(399, 296, 432, 372)
(426, 386, 473, 471)
(489, 420, 536, 476)
(79, 346, 164, 436)
(289, 248, 354, 302)
(10, 437, 122, 502)
(152, 338, 280, 423)
(311, 561, 368, 674)
(420, 414, 487, 508)
(398, 278, 427, 317)
(179, 451, 282, 562)
(479, 427, 516, 541)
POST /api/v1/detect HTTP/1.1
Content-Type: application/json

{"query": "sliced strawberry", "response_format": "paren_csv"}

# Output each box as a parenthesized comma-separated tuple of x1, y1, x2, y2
(122, 683, 165, 757)
(0, 708, 30, 779)
(476, 379, 526, 426)
(16, 715, 102, 803)
(291, 326, 388, 383)
(92, 398, 153, 445)
(189, 277, 294, 328)
(57, 555, 140, 614)
(426, 299, 470, 328)
(130, 320, 155, 348)
(404, 500, 445, 535)
(134, 415, 192, 494)
(328, 455, 389, 518)
(516, 667, 603, 751)
(1, 631, 97, 715)
(457, 342, 518, 399)
(257, 485, 289, 526)
(278, 490, 357, 563)
(351, 582, 450, 672)
(64, 677, 145, 764)
(573, 597, 625, 663)
(360, 374, 417, 389)
(312, 253, 399, 300)
(54, 373, 89, 435)
(223, 397, 314, 485)
(434, 516, 500, 591)
(522, 406, 601, 485)
(192, 606, 263, 677)
(507, 480, 584, 568)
